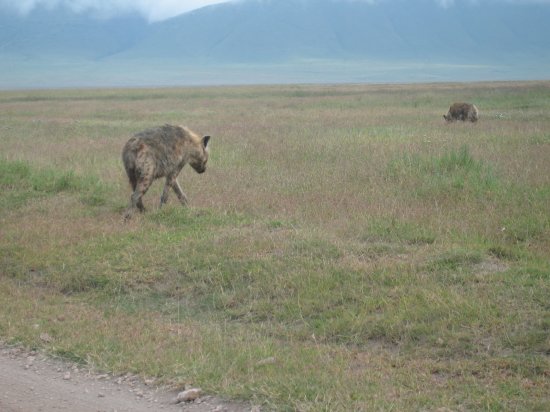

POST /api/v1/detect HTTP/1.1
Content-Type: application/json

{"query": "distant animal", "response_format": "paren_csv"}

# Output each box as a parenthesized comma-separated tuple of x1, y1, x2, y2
(443, 102, 479, 122)
(122, 124, 210, 218)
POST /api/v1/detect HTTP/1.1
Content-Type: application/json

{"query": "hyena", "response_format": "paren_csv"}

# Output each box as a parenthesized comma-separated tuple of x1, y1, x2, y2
(122, 124, 210, 218)
(443, 102, 479, 123)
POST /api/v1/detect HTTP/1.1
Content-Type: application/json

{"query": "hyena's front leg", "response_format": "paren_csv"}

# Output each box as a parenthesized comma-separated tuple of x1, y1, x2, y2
(159, 178, 171, 208)
(169, 177, 188, 206)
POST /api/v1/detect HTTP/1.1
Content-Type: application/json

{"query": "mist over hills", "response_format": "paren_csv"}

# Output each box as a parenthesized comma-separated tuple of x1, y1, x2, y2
(1, 0, 549, 87)
(0, 7, 147, 60)
(136, 0, 550, 63)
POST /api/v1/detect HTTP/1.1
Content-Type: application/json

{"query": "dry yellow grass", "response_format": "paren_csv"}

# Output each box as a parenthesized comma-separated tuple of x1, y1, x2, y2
(1, 81, 549, 410)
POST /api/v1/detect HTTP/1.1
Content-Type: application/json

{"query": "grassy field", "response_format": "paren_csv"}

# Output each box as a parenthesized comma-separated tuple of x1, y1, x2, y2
(0, 81, 549, 411)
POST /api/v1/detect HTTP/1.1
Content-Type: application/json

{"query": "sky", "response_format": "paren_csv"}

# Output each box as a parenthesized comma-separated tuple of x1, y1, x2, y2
(0, 0, 230, 21)
(1, 0, 549, 22)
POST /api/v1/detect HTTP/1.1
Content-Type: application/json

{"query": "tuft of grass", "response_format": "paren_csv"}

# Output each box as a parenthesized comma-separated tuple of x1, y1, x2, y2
(0, 159, 111, 209)
(361, 218, 436, 245)
(488, 245, 521, 261)
(387, 145, 499, 198)
(0, 159, 32, 184)
(428, 249, 484, 272)
(502, 214, 548, 244)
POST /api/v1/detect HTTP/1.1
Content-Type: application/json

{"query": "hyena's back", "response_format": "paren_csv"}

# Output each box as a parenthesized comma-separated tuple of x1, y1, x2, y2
(122, 125, 189, 185)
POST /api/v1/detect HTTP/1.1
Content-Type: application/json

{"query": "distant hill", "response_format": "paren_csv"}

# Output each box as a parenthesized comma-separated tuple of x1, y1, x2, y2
(130, 0, 550, 63)
(0, 8, 147, 60)
(1, 0, 549, 87)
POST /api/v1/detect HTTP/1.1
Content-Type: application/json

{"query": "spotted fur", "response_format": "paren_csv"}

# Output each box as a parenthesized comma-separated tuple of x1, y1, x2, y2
(122, 124, 210, 218)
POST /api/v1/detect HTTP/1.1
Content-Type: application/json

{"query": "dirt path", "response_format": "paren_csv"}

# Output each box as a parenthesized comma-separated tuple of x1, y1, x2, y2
(0, 345, 253, 412)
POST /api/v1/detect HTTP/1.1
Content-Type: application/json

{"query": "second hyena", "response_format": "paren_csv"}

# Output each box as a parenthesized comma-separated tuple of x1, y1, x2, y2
(122, 124, 210, 218)
(443, 102, 479, 123)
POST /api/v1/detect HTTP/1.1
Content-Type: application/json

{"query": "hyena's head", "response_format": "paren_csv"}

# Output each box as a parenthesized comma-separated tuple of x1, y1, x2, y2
(443, 112, 454, 122)
(189, 135, 210, 174)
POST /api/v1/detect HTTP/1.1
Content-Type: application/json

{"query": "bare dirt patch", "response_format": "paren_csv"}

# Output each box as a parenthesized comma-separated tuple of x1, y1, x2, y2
(0, 344, 253, 412)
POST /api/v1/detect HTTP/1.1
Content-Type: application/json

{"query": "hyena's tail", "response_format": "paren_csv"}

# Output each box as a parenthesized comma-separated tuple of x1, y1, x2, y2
(126, 165, 138, 191)
(122, 141, 138, 191)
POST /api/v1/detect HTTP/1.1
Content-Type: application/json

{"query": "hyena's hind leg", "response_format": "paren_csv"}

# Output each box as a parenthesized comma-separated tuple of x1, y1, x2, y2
(130, 179, 146, 212)
(132, 194, 145, 212)
(124, 176, 153, 219)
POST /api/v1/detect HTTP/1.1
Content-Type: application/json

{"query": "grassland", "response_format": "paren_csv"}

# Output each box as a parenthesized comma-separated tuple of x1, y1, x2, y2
(0, 81, 549, 411)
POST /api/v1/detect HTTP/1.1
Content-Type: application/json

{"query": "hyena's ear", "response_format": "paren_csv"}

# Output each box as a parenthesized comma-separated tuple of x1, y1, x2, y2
(202, 135, 210, 148)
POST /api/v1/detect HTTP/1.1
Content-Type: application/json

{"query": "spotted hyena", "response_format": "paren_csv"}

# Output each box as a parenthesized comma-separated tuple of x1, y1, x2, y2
(443, 102, 479, 122)
(122, 124, 210, 218)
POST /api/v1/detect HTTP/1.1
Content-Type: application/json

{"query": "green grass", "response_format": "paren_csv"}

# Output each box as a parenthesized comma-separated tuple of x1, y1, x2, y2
(387, 145, 499, 200)
(0, 158, 110, 208)
(1, 81, 549, 411)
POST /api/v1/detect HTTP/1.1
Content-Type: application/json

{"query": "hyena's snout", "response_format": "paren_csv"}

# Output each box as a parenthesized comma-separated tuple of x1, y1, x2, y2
(191, 160, 207, 174)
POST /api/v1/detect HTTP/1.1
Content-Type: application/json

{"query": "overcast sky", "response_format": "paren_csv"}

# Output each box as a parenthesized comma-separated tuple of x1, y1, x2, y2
(1, 0, 549, 22)
(0, 0, 230, 21)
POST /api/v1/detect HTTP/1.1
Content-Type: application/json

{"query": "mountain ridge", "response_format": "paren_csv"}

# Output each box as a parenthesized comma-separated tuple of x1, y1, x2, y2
(1, 0, 549, 87)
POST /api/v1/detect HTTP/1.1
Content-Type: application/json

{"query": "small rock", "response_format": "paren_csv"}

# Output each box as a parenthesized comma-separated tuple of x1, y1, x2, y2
(175, 388, 202, 403)
(256, 357, 277, 366)
(98, 392, 105, 398)
(63, 372, 71, 380)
